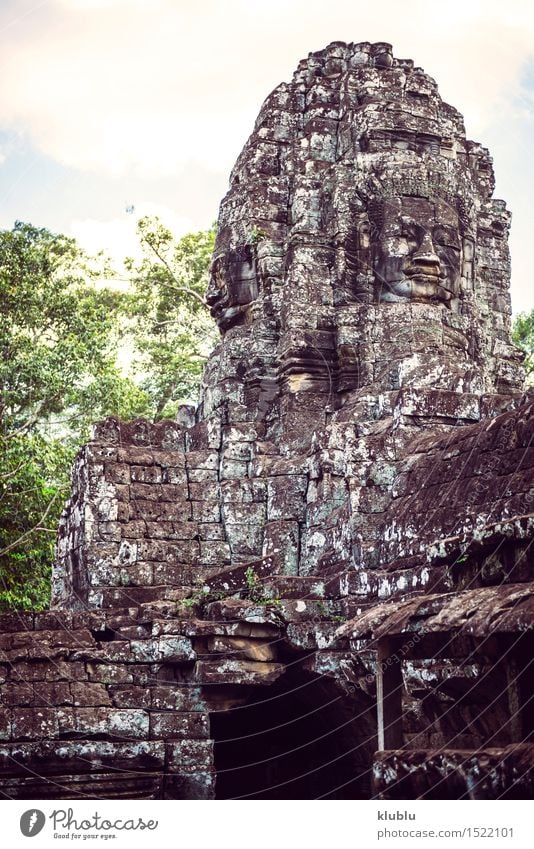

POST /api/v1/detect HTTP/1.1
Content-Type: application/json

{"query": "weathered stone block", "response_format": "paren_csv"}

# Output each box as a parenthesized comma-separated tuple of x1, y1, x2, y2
(222, 501, 266, 524)
(57, 708, 149, 739)
(167, 740, 214, 772)
(220, 479, 266, 503)
(150, 686, 206, 712)
(131, 465, 162, 483)
(107, 686, 151, 709)
(224, 523, 264, 558)
(198, 539, 231, 566)
(189, 481, 220, 501)
(198, 523, 226, 540)
(70, 683, 111, 707)
(118, 562, 154, 586)
(267, 475, 308, 521)
(220, 458, 248, 479)
(187, 467, 218, 483)
(87, 663, 134, 684)
(186, 451, 219, 470)
(105, 463, 131, 484)
(130, 500, 191, 522)
(164, 771, 215, 799)
(149, 712, 209, 739)
(0, 709, 10, 740)
(130, 636, 195, 663)
(191, 501, 221, 523)
(137, 539, 199, 563)
(12, 708, 58, 740)
(262, 520, 300, 575)
(153, 562, 192, 585)
(144, 520, 196, 540)
(130, 482, 162, 501)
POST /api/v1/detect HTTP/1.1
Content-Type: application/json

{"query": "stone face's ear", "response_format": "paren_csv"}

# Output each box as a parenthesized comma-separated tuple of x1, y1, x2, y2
(205, 255, 227, 311)
(467, 141, 496, 200)
(461, 236, 475, 293)
(227, 245, 259, 306)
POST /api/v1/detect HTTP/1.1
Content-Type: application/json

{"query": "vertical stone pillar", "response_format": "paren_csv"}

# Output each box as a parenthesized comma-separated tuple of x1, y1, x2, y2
(376, 637, 404, 751)
(506, 654, 522, 744)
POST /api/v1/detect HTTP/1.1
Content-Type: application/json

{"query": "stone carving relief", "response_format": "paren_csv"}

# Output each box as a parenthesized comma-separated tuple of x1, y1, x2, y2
(206, 245, 259, 331)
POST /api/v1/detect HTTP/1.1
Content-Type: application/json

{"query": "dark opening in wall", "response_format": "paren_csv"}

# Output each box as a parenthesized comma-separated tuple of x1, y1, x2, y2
(210, 669, 375, 799)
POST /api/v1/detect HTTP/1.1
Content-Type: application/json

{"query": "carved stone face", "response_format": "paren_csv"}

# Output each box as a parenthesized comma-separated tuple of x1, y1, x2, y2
(370, 196, 462, 304)
(206, 247, 259, 331)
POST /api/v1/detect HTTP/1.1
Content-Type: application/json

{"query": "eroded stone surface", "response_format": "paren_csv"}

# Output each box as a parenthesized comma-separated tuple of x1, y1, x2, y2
(2, 41, 533, 800)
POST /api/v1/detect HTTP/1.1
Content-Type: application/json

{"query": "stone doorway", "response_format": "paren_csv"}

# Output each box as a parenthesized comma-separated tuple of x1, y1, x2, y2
(209, 669, 375, 799)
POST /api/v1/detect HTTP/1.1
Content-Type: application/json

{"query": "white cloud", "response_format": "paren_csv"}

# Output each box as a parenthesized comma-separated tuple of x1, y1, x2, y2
(70, 201, 193, 265)
(0, 0, 532, 178)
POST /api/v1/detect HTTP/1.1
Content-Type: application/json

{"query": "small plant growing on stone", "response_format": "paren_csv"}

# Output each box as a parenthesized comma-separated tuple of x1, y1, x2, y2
(177, 587, 228, 615)
(257, 596, 283, 609)
(179, 596, 199, 609)
(244, 567, 282, 608)
(245, 566, 259, 591)
(245, 225, 267, 247)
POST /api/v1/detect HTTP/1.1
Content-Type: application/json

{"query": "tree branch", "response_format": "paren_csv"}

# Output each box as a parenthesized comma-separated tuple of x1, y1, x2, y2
(0, 491, 61, 558)
(0, 460, 26, 482)
(140, 237, 209, 310)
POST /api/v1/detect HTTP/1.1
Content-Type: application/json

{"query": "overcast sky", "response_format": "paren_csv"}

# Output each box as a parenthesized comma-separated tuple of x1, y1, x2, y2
(0, 0, 532, 312)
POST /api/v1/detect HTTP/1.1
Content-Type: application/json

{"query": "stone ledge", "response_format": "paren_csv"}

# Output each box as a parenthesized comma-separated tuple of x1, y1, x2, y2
(373, 743, 534, 799)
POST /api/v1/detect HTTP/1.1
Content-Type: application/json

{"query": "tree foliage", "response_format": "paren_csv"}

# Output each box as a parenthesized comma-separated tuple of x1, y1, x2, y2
(0, 218, 217, 611)
(0, 223, 148, 610)
(124, 217, 217, 419)
(512, 309, 534, 379)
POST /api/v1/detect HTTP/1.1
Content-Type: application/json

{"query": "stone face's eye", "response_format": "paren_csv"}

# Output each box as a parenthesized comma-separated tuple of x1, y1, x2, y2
(400, 222, 421, 244)
(433, 226, 460, 250)
(368, 220, 380, 242)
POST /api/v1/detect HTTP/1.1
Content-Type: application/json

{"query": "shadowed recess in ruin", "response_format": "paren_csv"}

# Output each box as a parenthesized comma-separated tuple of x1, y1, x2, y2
(210, 669, 375, 799)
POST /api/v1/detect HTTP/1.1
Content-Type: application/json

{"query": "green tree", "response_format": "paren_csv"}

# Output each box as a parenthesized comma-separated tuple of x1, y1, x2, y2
(512, 310, 534, 379)
(0, 217, 217, 611)
(124, 217, 217, 419)
(0, 222, 148, 610)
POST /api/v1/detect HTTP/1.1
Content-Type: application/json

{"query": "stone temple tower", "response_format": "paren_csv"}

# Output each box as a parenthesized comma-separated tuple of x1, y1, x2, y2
(1, 43, 532, 801)
(202, 40, 522, 439)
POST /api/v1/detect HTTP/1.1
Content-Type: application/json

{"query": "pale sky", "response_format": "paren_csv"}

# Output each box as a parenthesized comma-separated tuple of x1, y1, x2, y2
(0, 0, 532, 312)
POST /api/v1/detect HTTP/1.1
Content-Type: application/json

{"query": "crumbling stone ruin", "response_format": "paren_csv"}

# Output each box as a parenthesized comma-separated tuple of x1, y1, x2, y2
(1, 41, 533, 800)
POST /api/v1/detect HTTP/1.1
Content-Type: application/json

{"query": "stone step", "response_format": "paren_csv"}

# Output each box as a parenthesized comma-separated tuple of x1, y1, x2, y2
(261, 575, 327, 599)
(202, 556, 275, 595)
(205, 596, 343, 624)
(179, 618, 280, 639)
(325, 564, 448, 601)
(193, 659, 285, 686)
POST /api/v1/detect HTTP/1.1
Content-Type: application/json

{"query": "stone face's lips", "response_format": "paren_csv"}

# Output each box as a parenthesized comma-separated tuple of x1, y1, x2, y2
(404, 264, 441, 278)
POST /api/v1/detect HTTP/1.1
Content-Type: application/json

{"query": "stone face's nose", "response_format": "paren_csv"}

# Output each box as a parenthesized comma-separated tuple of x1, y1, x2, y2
(206, 271, 226, 307)
(411, 231, 440, 272)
